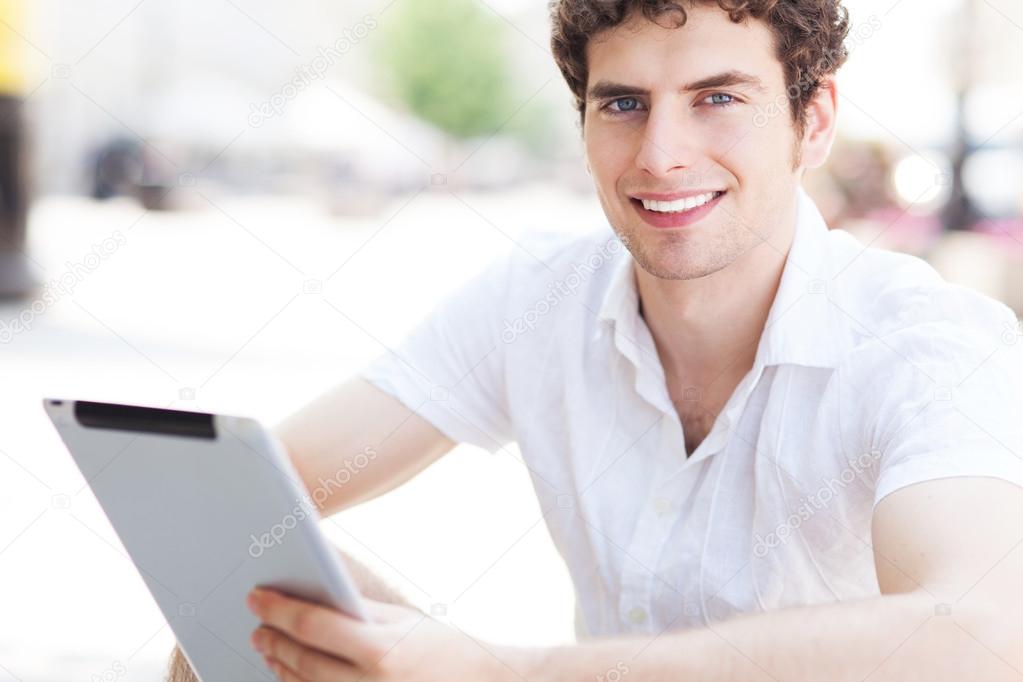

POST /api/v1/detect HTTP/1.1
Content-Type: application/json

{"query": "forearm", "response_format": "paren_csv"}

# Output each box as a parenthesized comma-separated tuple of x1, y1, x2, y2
(523, 591, 1016, 682)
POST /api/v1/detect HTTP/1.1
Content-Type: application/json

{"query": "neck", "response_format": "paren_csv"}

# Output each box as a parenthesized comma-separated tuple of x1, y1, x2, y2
(636, 202, 798, 386)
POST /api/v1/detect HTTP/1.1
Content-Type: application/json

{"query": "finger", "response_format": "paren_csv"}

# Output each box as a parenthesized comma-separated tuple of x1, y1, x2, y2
(267, 658, 305, 682)
(275, 659, 366, 682)
(268, 651, 365, 682)
(249, 588, 384, 667)
(254, 628, 357, 682)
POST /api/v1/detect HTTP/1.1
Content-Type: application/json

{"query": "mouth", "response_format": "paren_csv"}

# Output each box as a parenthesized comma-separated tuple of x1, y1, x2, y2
(629, 190, 727, 229)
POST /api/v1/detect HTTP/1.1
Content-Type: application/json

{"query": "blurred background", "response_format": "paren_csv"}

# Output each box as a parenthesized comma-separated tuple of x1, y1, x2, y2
(0, 0, 1021, 679)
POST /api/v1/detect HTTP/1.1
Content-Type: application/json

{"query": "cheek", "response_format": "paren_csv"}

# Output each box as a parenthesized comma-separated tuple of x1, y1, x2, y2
(704, 114, 795, 186)
(585, 131, 633, 188)
(755, 113, 801, 158)
(675, 112, 754, 180)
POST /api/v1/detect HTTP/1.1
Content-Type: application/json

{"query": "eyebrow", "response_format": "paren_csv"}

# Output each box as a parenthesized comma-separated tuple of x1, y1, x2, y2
(586, 70, 767, 101)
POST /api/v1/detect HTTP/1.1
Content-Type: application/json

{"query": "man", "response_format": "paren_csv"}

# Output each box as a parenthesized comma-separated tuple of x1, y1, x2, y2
(172, 0, 1023, 679)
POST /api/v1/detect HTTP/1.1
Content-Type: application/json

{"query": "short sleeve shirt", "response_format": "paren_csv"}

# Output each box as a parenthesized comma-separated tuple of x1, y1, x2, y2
(359, 186, 1023, 638)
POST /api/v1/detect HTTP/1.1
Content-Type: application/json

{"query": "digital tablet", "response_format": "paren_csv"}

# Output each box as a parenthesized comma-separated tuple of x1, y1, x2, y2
(43, 398, 368, 681)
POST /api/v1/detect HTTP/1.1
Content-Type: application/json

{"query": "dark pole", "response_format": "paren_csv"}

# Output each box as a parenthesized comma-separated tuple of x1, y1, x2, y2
(0, 0, 35, 299)
(941, 0, 981, 232)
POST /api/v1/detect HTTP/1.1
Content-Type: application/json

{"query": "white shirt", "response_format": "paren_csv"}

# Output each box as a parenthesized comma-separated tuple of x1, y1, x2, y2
(359, 186, 1023, 639)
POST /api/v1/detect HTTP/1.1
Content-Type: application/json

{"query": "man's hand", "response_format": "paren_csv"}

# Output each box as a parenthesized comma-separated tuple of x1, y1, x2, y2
(164, 546, 423, 682)
(246, 588, 526, 681)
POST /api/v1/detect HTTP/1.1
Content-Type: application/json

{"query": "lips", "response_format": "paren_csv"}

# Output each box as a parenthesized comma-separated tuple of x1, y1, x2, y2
(629, 190, 727, 229)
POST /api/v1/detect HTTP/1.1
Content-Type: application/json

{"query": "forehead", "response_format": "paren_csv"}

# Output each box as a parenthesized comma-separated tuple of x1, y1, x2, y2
(585, 5, 783, 90)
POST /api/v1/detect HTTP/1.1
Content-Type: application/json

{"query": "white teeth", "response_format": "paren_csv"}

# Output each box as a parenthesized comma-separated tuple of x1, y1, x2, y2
(640, 192, 721, 213)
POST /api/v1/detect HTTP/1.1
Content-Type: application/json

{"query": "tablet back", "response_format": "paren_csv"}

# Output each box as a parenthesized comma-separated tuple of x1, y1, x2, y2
(44, 399, 366, 681)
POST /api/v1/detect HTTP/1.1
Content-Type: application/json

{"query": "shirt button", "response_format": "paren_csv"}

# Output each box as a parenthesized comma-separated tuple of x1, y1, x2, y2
(628, 606, 647, 624)
(653, 497, 672, 515)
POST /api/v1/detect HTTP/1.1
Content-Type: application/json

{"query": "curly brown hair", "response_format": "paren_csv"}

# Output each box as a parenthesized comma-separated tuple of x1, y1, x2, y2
(549, 0, 851, 133)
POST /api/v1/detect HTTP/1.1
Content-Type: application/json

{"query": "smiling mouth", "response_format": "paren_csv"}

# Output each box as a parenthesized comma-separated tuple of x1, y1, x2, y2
(630, 190, 726, 214)
(627, 189, 728, 229)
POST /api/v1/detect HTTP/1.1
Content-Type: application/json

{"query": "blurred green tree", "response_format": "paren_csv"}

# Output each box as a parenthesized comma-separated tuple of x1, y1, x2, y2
(375, 0, 514, 139)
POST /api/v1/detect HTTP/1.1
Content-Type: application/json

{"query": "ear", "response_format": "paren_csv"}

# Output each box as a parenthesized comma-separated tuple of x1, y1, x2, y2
(799, 77, 838, 170)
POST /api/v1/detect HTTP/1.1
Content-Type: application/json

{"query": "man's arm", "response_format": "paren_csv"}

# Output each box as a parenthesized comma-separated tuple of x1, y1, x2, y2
(526, 476, 1023, 681)
(241, 476, 1023, 681)
(274, 375, 458, 516)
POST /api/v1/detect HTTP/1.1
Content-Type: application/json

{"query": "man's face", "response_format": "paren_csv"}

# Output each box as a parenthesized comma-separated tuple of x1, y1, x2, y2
(583, 5, 806, 281)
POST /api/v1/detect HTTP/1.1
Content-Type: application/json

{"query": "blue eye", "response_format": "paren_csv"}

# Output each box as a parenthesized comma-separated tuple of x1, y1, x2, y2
(704, 93, 735, 107)
(606, 97, 643, 114)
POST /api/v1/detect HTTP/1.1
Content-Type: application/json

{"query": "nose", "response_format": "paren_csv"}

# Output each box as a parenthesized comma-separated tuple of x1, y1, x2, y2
(634, 104, 699, 179)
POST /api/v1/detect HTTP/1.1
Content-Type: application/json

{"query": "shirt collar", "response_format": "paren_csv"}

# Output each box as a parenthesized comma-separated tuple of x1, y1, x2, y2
(594, 237, 638, 332)
(756, 185, 848, 369)
(592, 186, 847, 370)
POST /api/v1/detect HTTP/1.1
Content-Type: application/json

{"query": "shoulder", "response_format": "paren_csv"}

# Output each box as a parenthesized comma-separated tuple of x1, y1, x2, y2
(495, 225, 625, 307)
(502, 226, 623, 276)
(817, 237, 1022, 451)
(813, 237, 1023, 494)
(823, 230, 1018, 373)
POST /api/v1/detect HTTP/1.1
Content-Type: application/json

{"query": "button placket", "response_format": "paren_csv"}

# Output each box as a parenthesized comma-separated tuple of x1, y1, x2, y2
(653, 496, 672, 515)
(618, 414, 684, 630)
(651, 413, 709, 629)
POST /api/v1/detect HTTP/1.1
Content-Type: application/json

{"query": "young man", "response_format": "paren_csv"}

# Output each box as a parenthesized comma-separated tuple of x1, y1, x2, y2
(172, 1, 1023, 679)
